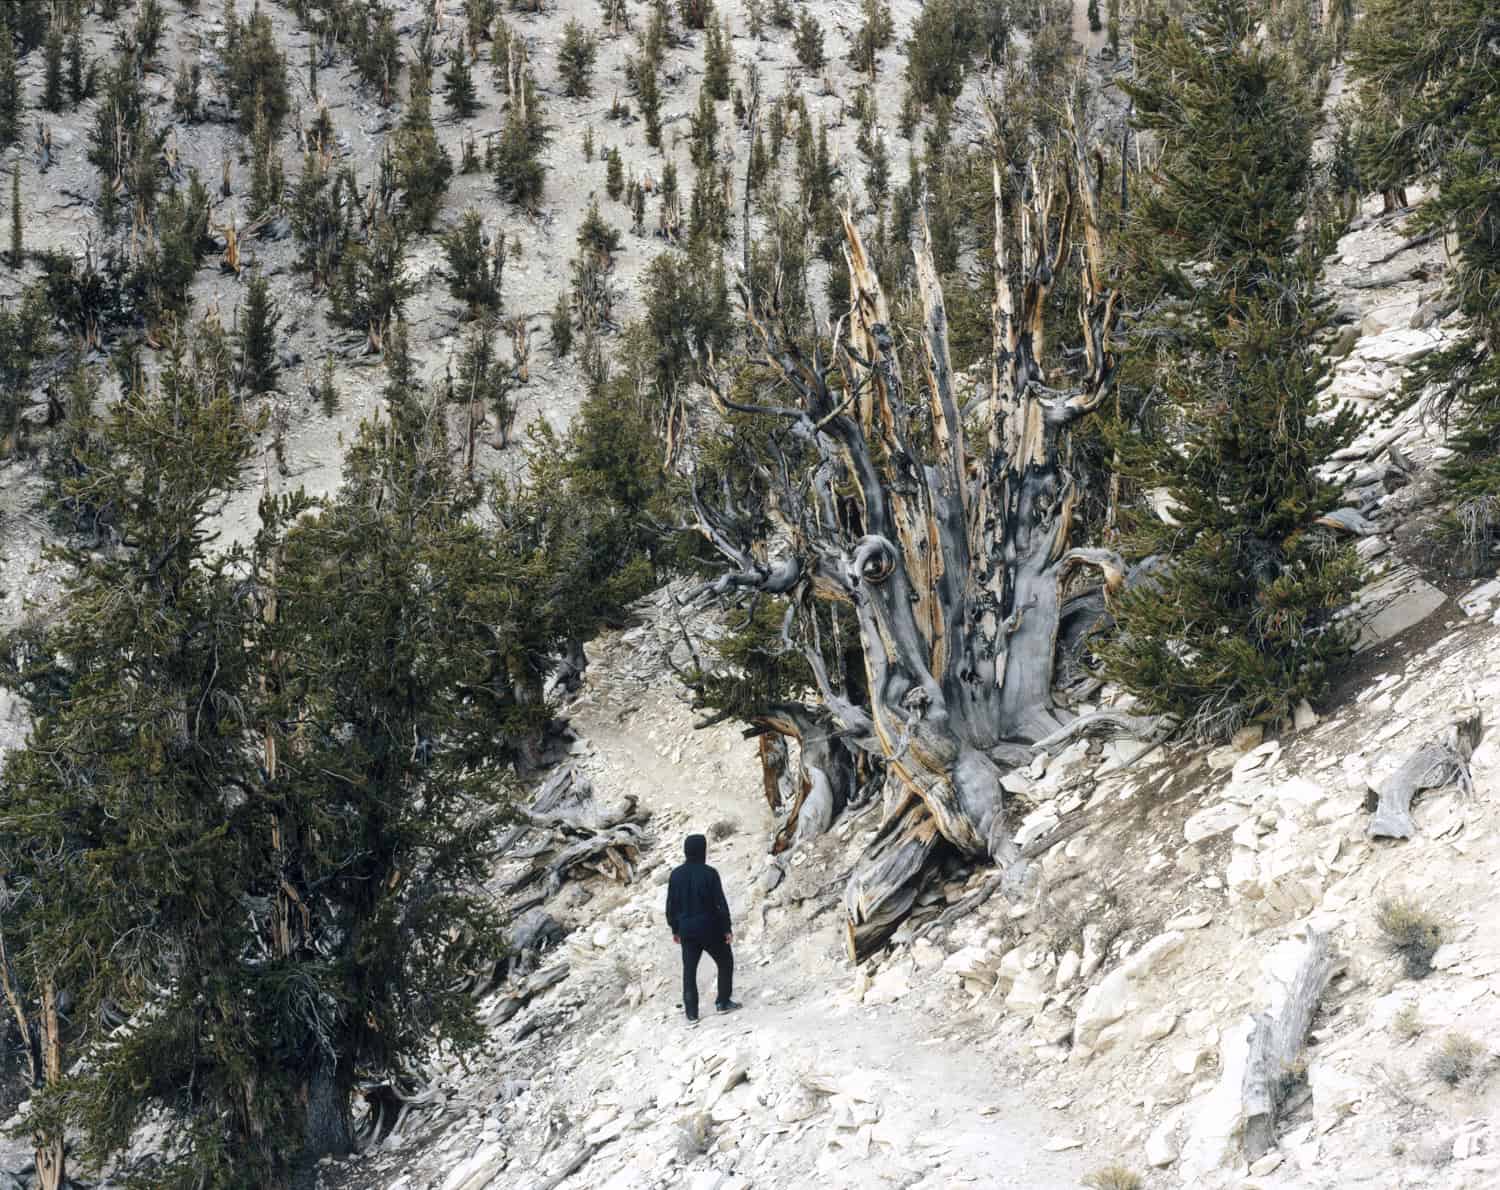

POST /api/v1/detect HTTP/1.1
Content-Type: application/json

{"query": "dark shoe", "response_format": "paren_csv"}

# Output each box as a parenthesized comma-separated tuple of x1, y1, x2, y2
(715, 1000, 741, 1014)
(686, 1015, 700, 1026)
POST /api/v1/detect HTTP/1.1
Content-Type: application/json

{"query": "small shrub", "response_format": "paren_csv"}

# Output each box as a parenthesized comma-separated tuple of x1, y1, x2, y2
(1375, 898, 1445, 980)
(1392, 1001, 1423, 1040)
(708, 818, 738, 841)
(1424, 1033, 1484, 1087)
(1083, 1167, 1142, 1190)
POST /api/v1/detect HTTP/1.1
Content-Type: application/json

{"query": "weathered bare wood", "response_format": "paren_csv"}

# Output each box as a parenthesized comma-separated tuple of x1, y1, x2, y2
(534, 1140, 604, 1190)
(1368, 709, 1483, 840)
(1033, 709, 1173, 754)
(844, 797, 947, 962)
(691, 132, 1123, 960)
(1242, 931, 1338, 1160)
(489, 962, 570, 1026)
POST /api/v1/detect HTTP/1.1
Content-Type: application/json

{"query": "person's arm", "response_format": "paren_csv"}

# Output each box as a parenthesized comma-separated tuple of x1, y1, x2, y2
(666, 872, 680, 939)
(713, 870, 732, 940)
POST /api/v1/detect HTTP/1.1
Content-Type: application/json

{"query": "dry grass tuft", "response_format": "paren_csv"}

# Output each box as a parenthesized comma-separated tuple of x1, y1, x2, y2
(1083, 1166, 1143, 1190)
(1424, 1033, 1485, 1087)
(1375, 897, 1445, 979)
(1392, 1000, 1423, 1040)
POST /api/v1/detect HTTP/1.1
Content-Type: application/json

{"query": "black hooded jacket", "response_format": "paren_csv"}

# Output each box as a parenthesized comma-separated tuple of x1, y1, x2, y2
(666, 834, 732, 942)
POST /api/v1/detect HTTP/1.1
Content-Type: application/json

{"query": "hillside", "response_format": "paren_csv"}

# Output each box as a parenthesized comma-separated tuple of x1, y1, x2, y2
(3, 0, 1499, 1188)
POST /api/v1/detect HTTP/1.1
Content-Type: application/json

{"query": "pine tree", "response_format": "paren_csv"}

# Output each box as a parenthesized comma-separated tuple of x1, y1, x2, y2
(449, 314, 515, 445)
(792, 8, 825, 74)
(173, 55, 202, 120)
(490, 71, 548, 208)
(605, 145, 624, 200)
(0, 15, 21, 147)
(392, 82, 454, 232)
(0, 320, 262, 1186)
(227, 0, 290, 132)
(9, 162, 20, 268)
(2, 315, 545, 1185)
(66, 23, 91, 105)
(1346, 0, 1500, 572)
(638, 58, 662, 148)
(849, 0, 893, 74)
(0, 284, 50, 451)
(1101, 0, 1362, 733)
(558, 19, 598, 97)
(704, 14, 732, 100)
(237, 269, 282, 393)
(443, 208, 504, 313)
(550, 289, 573, 356)
(42, 18, 65, 113)
(443, 38, 480, 116)
(331, 213, 416, 353)
(577, 197, 622, 265)
(248, 98, 284, 219)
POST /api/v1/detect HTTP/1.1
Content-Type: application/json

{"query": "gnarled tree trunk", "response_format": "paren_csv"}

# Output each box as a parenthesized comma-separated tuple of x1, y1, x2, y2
(692, 127, 1126, 959)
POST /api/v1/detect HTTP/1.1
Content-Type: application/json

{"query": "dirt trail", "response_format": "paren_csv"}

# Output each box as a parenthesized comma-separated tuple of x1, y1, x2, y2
(527, 628, 1097, 1189)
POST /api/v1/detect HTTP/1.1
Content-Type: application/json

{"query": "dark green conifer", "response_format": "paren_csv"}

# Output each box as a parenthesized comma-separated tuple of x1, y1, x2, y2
(9, 162, 20, 268)
(443, 208, 504, 313)
(331, 213, 416, 352)
(227, 0, 290, 132)
(605, 146, 624, 200)
(247, 98, 284, 218)
(704, 14, 732, 100)
(237, 269, 282, 393)
(490, 71, 548, 208)
(443, 38, 480, 116)
(1101, 0, 1361, 732)
(551, 289, 573, 356)
(638, 58, 662, 148)
(792, 8, 825, 74)
(0, 15, 21, 147)
(392, 86, 453, 231)
(558, 19, 598, 97)
(42, 18, 65, 113)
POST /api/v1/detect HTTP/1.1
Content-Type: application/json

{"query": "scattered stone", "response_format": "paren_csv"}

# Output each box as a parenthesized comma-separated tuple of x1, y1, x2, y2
(1043, 1134, 1083, 1151)
(1185, 802, 1246, 844)
(1249, 1151, 1285, 1176)
(1145, 1120, 1180, 1167)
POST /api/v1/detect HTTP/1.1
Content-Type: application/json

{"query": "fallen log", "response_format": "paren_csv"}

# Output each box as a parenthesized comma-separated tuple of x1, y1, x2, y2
(489, 962, 569, 1026)
(504, 824, 646, 896)
(1368, 709, 1483, 840)
(1242, 931, 1338, 1160)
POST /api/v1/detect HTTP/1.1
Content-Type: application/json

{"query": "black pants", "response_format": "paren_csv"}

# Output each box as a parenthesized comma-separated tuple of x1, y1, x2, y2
(680, 936, 733, 1019)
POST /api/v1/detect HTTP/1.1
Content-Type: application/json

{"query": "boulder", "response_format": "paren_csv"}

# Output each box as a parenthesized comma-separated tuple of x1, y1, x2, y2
(1072, 968, 1130, 1054)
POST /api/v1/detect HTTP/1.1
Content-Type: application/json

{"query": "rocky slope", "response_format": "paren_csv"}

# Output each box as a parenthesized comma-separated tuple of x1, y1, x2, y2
(275, 197, 1500, 1190)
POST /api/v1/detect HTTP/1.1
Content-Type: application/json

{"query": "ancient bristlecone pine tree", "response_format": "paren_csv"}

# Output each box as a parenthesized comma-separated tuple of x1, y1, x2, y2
(693, 133, 1136, 958)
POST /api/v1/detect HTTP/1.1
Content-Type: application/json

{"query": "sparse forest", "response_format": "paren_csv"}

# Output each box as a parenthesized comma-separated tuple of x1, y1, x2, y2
(0, 0, 1496, 1185)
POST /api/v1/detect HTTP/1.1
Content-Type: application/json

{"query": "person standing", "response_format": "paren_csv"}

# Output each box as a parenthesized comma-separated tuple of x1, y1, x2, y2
(665, 833, 739, 1023)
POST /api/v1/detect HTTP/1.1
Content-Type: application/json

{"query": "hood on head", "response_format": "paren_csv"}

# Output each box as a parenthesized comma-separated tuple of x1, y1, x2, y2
(684, 834, 707, 863)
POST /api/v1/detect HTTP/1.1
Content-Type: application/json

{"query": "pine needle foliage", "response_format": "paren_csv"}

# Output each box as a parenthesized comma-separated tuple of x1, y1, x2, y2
(1100, 0, 1361, 734)
(225, 0, 290, 132)
(391, 87, 453, 231)
(237, 269, 282, 393)
(1350, 0, 1500, 573)
(0, 14, 24, 147)
(558, 18, 598, 97)
(443, 208, 505, 313)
